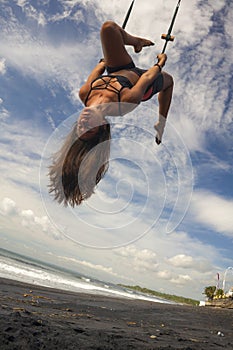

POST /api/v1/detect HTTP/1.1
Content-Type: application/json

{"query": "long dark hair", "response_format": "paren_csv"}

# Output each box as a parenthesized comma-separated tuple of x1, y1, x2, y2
(48, 121, 111, 207)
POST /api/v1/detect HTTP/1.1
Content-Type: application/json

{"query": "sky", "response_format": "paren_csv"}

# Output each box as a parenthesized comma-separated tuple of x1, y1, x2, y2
(0, 0, 233, 300)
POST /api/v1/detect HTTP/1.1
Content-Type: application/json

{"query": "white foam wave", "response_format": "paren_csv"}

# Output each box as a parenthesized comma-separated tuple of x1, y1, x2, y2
(0, 255, 172, 304)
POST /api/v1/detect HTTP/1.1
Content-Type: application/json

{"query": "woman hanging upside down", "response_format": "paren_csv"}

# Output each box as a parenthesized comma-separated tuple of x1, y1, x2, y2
(49, 21, 174, 207)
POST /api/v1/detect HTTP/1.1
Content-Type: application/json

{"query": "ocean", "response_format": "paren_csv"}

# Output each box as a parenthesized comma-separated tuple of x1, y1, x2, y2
(0, 248, 172, 304)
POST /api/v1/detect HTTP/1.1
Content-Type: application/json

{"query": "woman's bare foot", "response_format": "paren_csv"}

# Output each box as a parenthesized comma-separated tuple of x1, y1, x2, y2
(154, 114, 166, 145)
(134, 38, 154, 53)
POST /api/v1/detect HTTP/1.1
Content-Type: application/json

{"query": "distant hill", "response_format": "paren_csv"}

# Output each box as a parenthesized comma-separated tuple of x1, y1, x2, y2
(118, 284, 199, 306)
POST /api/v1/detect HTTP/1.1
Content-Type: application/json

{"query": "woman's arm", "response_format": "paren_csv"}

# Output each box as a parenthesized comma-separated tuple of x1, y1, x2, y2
(123, 54, 167, 104)
(79, 60, 106, 102)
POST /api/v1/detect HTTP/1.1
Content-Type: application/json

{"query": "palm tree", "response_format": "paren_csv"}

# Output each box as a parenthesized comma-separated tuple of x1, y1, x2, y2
(203, 286, 216, 300)
(215, 288, 225, 299)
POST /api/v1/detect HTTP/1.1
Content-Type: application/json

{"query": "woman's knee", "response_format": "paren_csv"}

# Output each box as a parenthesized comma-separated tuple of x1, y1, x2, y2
(162, 71, 174, 89)
(101, 21, 117, 35)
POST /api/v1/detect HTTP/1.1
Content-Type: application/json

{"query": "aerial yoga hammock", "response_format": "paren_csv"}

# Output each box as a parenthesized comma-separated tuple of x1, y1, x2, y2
(49, 0, 182, 207)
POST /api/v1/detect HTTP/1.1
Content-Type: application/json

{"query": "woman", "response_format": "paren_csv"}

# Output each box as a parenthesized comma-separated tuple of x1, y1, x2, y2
(49, 21, 174, 207)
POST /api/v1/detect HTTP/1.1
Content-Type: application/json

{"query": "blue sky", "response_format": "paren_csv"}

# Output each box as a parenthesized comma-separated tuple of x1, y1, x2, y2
(0, 0, 233, 299)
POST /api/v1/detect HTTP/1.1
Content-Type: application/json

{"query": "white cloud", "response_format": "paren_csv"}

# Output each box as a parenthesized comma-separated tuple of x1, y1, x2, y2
(0, 92, 9, 122)
(209, 0, 225, 12)
(170, 274, 192, 285)
(169, 116, 205, 153)
(53, 254, 120, 278)
(16, 0, 27, 6)
(157, 270, 172, 280)
(116, 245, 158, 272)
(0, 58, 6, 75)
(21, 3, 47, 26)
(0, 197, 19, 216)
(0, 39, 85, 96)
(0, 197, 61, 240)
(191, 191, 233, 237)
(0, 40, 85, 108)
(166, 254, 212, 273)
(168, 254, 193, 268)
(117, 245, 156, 259)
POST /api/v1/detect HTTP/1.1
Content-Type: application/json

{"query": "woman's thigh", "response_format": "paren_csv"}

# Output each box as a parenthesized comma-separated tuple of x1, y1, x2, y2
(100, 21, 133, 67)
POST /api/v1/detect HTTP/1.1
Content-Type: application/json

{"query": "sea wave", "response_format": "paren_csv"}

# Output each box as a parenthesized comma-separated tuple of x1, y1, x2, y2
(0, 248, 172, 304)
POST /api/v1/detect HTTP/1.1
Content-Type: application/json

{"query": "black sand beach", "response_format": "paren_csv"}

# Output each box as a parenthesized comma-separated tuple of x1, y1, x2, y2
(0, 277, 232, 349)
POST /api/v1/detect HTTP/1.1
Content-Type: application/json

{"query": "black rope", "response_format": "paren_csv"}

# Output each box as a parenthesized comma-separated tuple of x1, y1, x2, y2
(122, 0, 135, 29)
(162, 0, 182, 53)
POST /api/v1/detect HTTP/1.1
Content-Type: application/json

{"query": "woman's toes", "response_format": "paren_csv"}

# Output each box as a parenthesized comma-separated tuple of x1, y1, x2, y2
(134, 38, 154, 53)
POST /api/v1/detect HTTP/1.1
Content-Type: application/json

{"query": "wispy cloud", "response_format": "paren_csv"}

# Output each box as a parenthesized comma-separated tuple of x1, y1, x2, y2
(167, 253, 212, 273)
(170, 274, 192, 285)
(0, 197, 61, 239)
(0, 58, 6, 75)
(191, 190, 233, 238)
(54, 253, 120, 277)
(116, 245, 158, 272)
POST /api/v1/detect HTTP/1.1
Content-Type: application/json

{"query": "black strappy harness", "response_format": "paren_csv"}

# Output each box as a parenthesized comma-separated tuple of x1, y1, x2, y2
(84, 76, 125, 106)
(84, 75, 133, 115)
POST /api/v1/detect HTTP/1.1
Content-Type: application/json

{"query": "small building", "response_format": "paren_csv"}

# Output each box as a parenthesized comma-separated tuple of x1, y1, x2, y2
(226, 287, 233, 298)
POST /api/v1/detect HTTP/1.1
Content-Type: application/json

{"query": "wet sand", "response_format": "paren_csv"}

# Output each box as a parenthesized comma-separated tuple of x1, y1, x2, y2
(0, 277, 232, 349)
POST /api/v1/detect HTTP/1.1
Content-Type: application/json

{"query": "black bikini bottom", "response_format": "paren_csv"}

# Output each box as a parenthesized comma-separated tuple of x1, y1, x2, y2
(106, 61, 163, 101)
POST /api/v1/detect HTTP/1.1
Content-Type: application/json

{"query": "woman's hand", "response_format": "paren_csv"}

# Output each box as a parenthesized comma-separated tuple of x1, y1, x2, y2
(157, 53, 167, 68)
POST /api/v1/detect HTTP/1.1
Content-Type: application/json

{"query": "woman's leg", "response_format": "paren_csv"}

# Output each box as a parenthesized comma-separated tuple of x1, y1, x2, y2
(100, 21, 154, 67)
(158, 72, 174, 118)
(154, 71, 174, 144)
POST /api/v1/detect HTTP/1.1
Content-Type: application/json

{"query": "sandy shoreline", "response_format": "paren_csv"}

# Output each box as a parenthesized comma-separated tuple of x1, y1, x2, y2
(0, 277, 232, 349)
